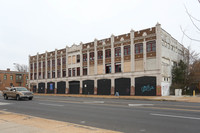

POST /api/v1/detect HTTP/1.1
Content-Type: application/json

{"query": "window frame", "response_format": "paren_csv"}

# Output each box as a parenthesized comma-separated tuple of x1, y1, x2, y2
(124, 45, 130, 56)
(135, 43, 143, 54)
(115, 47, 121, 57)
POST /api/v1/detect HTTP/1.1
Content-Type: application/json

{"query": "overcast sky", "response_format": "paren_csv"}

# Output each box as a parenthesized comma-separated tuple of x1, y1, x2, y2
(0, 0, 199, 71)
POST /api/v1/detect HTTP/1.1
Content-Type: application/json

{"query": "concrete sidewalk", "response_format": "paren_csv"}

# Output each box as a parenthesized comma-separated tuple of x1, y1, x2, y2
(35, 93, 200, 103)
(0, 111, 120, 133)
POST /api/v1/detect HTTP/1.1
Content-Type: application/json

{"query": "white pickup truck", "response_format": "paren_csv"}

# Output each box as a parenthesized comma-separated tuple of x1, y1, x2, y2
(2, 87, 33, 101)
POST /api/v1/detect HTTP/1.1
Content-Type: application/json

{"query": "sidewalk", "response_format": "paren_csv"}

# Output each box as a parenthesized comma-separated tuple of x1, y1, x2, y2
(0, 110, 120, 133)
(35, 93, 200, 103)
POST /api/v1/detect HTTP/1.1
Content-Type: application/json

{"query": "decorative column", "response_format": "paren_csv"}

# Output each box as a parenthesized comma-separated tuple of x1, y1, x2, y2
(111, 78, 115, 95)
(103, 45, 105, 74)
(60, 53, 63, 78)
(111, 35, 115, 73)
(80, 79, 82, 94)
(143, 39, 147, 71)
(65, 80, 69, 94)
(121, 45, 124, 72)
(131, 77, 135, 96)
(55, 49, 57, 78)
(130, 29, 135, 72)
(156, 23, 162, 96)
(28, 55, 31, 89)
(37, 53, 39, 80)
(80, 42, 83, 76)
(45, 51, 48, 93)
(33, 59, 35, 80)
(54, 81, 57, 94)
(66, 46, 69, 78)
(45, 51, 48, 79)
(94, 79, 97, 95)
(87, 49, 90, 75)
(94, 39, 98, 75)
(50, 54, 52, 79)
(41, 57, 43, 80)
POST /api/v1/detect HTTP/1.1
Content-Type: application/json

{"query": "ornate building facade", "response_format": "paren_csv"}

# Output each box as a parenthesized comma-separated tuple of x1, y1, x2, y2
(28, 23, 188, 96)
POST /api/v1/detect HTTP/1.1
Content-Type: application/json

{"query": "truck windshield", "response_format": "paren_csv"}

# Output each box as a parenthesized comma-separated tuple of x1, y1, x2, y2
(16, 88, 28, 91)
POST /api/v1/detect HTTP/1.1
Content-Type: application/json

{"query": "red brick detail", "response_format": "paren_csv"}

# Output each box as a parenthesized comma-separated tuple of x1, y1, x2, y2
(130, 86, 135, 96)
(111, 87, 115, 95)
(65, 88, 68, 94)
(94, 87, 97, 95)
(156, 85, 161, 96)
(79, 87, 82, 94)
(54, 88, 57, 94)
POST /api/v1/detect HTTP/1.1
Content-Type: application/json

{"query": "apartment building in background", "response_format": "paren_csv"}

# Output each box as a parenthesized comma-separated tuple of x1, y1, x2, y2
(0, 68, 28, 91)
(28, 23, 188, 96)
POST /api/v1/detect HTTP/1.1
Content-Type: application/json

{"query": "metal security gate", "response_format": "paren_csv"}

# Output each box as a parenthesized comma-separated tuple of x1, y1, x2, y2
(82, 80, 94, 95)
(57, 81, 66, 94)
(47, 82, 55, 94)
(38, 83, 45, 93)
(97, 79, 111, 95)
(69, 81, 80, 94)
(135, 76, 156, 96)
(115, 78, 131, 96)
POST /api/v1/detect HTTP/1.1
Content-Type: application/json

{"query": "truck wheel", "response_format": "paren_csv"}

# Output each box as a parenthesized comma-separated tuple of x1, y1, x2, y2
(16, 95, 20, 101)
(4, 94, 8, 100)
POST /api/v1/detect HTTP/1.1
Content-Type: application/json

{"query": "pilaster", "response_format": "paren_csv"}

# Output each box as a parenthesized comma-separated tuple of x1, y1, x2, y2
(111, 35, 115, 73)
(130, 29, 135, 72)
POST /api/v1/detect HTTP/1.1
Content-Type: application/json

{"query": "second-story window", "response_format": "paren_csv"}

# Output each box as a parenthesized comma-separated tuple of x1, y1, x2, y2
(124, 45, 130, 56)
(90, 52, 94, 61)
(48, 60, 50, 67)
(72, 68, 76, 76)
(115, 47, 121, 57)
(98, 51, 103, 59)
(77, 55, 80, 63)
(52, 60, 55, 67)
(83, 67, 87, 75)
(147, 40, 156, 52)
(43, 61, 45, 68)
(62, 57, 66, 65)
(57, 59, 61, 66)
(39, 62, 41, 68)
(83, 54, 87, 62)
(30, 64, 33, 70)
(34, 63, 37, 69)
(77, 67, 80, 76)
(105, 49, 111, 58)
(68, 68, 71, 77)
(135, 43, 143, 54)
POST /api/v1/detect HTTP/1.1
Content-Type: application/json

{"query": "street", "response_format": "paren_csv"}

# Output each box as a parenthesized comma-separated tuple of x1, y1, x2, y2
(0, 95, 200, 133)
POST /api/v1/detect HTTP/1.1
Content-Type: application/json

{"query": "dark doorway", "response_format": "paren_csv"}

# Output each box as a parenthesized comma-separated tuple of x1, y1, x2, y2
(57, 81, 66, 94)
(115, 78, 131, 95)
(47, 82, 55, 94)
(69, 81, 80, 94)
(135, 76, 156, 96)
(97, 79, 111, 95)
(82, 80, 94, 95)
(38, 83, 45, 93)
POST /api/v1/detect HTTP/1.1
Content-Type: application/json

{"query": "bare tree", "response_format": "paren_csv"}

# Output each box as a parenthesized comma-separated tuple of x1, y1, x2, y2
(180, 1, 200, 42)
(14, 63, 28, 72)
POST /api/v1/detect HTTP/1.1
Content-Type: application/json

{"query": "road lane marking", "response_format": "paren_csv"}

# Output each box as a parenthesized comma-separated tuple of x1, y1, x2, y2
(0, 102, 11, 105)
(83, 101, 104, 104)
(150, 113, 200, 120)
(38, 103, 64, 107)
(128, 104, 154, 107)
(136, 106, 200, 112)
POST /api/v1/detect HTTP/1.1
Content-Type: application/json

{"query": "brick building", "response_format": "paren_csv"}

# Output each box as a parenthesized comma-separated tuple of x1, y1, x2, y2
(29, 23, 188, 96)
(0, 68, 28, 91)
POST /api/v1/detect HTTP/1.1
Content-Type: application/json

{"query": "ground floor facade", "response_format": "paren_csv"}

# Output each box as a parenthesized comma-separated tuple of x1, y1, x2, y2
(29, 71, 169, 96)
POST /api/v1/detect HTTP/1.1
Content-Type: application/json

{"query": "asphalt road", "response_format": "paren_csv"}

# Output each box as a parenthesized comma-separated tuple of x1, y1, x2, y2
(1, 95, 200, 133)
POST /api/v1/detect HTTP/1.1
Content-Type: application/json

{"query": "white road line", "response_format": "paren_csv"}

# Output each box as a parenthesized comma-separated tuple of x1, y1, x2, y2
(83, 101, 104, 104)
(38, 103, 64, 107)
(128, 104, 154, 107)
(0, 102, 11, 106)
(150, 113, 200, 120)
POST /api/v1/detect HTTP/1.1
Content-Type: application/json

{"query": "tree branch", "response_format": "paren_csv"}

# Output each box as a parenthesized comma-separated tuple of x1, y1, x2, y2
(180, 26, 200, 42)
